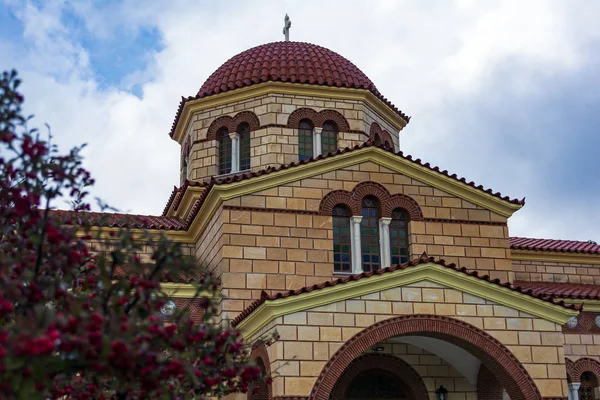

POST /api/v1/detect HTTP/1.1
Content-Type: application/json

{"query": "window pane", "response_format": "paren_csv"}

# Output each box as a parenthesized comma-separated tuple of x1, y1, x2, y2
(238, 123, 251, 171)
(321, 121, 338, 155)
(332, 205, 352, 272)
(390, 208, 410, 265)
(360, 196, 380, 272)
(298, 119, 313, 161)
(218, 128, 232, 175)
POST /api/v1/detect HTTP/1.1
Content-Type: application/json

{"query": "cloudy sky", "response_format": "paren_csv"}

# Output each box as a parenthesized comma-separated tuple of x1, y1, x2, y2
(2, 0, 599, 242)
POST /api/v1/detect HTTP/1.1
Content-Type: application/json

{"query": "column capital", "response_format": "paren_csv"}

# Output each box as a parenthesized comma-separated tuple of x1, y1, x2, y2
(350, 216, 363, 223)
(569, 382, 581, 390)
(380, 217, 392, 226)
(313, 127, 323, 134)
(228, 132, 239, 140)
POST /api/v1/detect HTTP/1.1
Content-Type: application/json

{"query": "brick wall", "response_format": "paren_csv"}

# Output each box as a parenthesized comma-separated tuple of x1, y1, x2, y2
(513, 260, 600, 284)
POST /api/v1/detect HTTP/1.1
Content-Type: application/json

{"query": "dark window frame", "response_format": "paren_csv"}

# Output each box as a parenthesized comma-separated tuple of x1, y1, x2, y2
(333, 205, 352, 273)
(238, 122, 251, 171)
(390, 208, 410, 265)
(298, 119, 314, 161)
(360, 196, 381, 272)
(217, 127, 232, 175)
(321, 120, 338, 155)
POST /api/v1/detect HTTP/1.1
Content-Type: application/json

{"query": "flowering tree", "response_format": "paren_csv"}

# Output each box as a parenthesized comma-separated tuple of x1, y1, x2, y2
(0, 70, 273, 399)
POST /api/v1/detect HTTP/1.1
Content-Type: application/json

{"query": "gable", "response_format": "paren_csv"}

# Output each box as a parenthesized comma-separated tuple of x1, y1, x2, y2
(234, 260, 577, 338)
(182, 146, 522, 242)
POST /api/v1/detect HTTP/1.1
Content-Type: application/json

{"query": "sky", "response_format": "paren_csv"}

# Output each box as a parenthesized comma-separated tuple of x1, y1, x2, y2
(2, 0, 599, 242)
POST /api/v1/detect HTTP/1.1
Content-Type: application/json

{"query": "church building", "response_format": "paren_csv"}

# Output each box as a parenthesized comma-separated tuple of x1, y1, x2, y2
(76, 35, 600, 400)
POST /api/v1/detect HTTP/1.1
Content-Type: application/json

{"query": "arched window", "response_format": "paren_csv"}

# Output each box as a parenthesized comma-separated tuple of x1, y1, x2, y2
(321, 121, 338, 155)
(238, 122, 251, 171)
(217, 127, 232, 175)
(333, 205, 352, 273)
(298, 119, 314, 161)
(248, 357, 269, 400)
(390, 208, 410, 265)
(360, 196, 380, 272)
(580, 372, 599, 400)
(373, 133, 382, 147)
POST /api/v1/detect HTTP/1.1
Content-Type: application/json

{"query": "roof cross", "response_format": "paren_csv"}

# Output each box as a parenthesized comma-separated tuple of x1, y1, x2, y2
(283, 14, 291, 41)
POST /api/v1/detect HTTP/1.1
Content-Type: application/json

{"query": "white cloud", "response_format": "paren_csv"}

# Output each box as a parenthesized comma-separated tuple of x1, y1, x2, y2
(4, 0, 600, 240)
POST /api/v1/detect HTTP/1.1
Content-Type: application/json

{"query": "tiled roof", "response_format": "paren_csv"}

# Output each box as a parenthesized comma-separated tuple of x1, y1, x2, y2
(231, 254, 578, 327)
(510, 237, 600, 254)
(162, 180, 209, 217)
(50, 210, 186, 231)
(169, 41, 410, 138)
(513, 281, 600, 300)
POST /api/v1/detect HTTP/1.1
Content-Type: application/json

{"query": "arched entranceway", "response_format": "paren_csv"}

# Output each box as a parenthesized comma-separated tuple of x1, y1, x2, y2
(331, 354, 428, 400)
(567, 358, 600, 400)
(309, 314, 542, 400)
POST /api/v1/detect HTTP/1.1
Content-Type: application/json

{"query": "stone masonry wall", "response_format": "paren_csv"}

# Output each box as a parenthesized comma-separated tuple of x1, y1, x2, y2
(217, 161, 512, 321)
(513, 260, 600, 285)
(182, 92, 401, 184)
(250, 282, 569, 398)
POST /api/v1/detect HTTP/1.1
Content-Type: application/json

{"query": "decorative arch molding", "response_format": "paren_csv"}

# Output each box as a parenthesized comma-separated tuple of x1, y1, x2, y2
(308, 314, 542, 400)
(206, 111, 261, 140)
(567, 357, 600, 383)
(331, 353, 429, 400)
(287, 108, 350, 131)
(369, 122, 394, 148)
(318, 181, 424, 220)
(248, 343, 272, 400)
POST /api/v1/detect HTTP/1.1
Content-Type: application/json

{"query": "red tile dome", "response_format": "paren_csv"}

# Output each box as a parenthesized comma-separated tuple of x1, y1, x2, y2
(197, 42, 408, 121)
(169, 42, 409, 138)
(199, 41, 377, 96)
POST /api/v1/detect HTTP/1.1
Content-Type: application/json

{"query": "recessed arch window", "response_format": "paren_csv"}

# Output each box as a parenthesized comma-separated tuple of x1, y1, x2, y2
(360, 196, 380, 272)
(238, 122, 251, 171)
(298, 119, 314, 161)
(217, 127, 232, 175)
(580, 372, 599, 400)
(321, 121, 338, 155)
(373, 133, 382, 147)
(332, 205, 352, 273)
(390, 208, 410, 265)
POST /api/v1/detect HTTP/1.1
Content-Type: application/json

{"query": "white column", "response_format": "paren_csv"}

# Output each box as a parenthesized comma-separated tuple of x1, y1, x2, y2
(313, 127, 323, 158)
(568, 383, 581, 400)
(379, 217, 392, 268)
(350, 216, 363, 274)
(228, 132, 240, 173)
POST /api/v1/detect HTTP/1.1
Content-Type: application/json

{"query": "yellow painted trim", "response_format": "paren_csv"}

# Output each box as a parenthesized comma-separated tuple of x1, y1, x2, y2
(238, 263, 578, 338)
(562, 299, 600, 312)
(76, 226, 194, 244)
(510, 250, 600, 265)
(184, 146, 522, 242)
(171, 82, 408, 143)
(161, 283, 212, 299)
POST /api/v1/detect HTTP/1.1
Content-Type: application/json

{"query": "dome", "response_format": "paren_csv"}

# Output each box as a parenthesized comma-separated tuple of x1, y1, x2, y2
(196, 42, 408, 121)
(198, 41, 378, 96)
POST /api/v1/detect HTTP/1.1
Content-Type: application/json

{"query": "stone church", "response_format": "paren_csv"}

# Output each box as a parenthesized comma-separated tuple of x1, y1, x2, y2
(75, 40, 600, 399)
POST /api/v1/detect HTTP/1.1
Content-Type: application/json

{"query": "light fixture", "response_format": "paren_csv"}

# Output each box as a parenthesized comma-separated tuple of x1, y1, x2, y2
(436, 385, 448, 400)
(372, 346, 385, 352)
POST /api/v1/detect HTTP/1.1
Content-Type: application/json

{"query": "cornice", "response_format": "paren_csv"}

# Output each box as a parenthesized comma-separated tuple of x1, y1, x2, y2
(510, 249, 600, 265)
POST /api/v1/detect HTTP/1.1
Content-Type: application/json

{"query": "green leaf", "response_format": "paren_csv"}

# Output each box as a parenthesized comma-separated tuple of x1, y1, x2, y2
(4, 357, 25, 370)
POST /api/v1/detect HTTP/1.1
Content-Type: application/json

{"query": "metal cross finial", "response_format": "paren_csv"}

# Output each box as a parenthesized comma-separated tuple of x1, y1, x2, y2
(283, 14, 291, 41)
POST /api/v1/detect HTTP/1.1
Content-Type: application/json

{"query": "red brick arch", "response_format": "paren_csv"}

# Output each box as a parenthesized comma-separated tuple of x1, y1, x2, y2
(369, 122, 394, 148)
(287, 108, 349, 131)
(248, 343, 272, 400)
(318, 181, 423, 220)
(207, 111, 260, 140)
(331, 353, 428, 400)
(567, 357, 600, 383)
(308, 314, 542, 400)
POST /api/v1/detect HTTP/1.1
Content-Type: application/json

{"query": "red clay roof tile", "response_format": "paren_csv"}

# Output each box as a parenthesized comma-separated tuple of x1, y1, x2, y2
(169, 42, 410, 138)
(231, 254, 578, 327)
(50, 210, 186, 231)
(510, 237, 600, 254)
(513, 281, 600, 300)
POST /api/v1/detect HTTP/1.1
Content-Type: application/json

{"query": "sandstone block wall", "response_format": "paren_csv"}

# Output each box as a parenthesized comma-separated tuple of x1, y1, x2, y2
(513, 260, 600, 285)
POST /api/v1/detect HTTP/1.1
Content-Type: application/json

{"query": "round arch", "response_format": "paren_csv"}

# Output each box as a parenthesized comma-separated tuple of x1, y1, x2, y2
(248, 343, 272, 400)
(568, 357, 600, 383)
(331, 353, 428, 400)
(308, 314, 542, 400)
